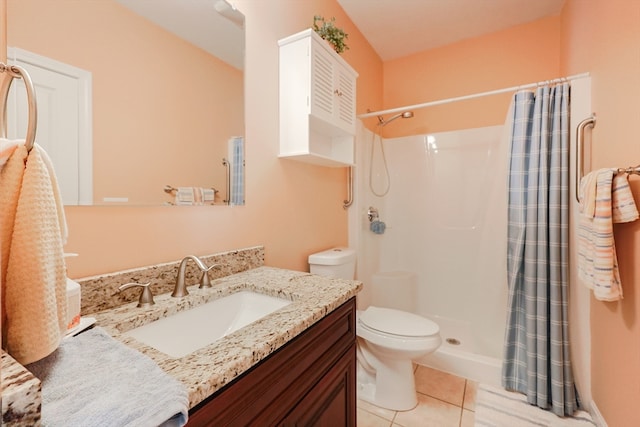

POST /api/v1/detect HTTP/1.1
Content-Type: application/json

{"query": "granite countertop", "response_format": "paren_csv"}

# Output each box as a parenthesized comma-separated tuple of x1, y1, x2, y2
(93, 266, 362, 409)
(1, 351, 41, 426)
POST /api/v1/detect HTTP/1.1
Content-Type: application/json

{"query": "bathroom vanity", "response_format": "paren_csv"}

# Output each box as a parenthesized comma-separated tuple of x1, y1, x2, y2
(94, 265, 361, 426)
(2, 247, 362, 425)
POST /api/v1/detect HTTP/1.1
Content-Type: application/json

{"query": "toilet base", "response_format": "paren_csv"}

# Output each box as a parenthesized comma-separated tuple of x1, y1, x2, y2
(357, 357, 418, 411)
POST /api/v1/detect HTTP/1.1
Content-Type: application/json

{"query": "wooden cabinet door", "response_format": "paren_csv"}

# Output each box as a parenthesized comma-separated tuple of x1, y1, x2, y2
(281, 343, 356, 427)
(187, 298, 356, 427)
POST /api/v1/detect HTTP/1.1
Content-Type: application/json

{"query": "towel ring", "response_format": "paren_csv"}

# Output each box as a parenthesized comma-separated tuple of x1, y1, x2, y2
(0, 63, 38, 152)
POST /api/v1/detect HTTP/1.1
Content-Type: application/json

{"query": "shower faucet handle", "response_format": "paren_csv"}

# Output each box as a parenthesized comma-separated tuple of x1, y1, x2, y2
(367, 207, 379, 222)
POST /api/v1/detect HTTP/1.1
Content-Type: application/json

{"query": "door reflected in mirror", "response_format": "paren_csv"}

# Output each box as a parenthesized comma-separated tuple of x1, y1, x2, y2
(6, 0, 245, 206)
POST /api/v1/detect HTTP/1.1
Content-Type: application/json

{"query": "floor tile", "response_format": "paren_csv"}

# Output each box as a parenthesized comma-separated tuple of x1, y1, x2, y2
(358, 399, 396, 421)
(414, 365, 466, 407)
(393, 394, 461, 427)
(460, 409, 475, 427)
(357, 407, 393, 427)
(463, 380, 478, 410)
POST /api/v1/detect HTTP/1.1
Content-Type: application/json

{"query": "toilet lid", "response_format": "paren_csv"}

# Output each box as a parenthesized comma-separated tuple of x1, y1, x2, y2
(359, 306, 439, 337)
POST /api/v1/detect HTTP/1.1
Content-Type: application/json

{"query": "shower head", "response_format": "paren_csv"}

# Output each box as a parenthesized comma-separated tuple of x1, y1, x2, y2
(377, 111, 414, 127)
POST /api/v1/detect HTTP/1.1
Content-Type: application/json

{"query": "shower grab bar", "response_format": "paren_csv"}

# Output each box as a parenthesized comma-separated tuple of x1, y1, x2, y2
(575, 114, 596, 203)
(222, 158, 230, 205)
(575, 113, 640, 203)
(0, 62, 38, 152)
(343, 166, 353, 209)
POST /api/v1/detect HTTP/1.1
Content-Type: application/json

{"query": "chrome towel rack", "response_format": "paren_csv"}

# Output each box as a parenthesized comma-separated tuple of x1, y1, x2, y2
(575, 113, 640, 203)
(0, 62, 37, 152)
(163, 185, 218, 195)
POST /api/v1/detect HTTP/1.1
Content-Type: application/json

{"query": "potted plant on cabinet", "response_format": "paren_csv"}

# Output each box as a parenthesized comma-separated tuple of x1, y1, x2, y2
(313, 15, 349, 54)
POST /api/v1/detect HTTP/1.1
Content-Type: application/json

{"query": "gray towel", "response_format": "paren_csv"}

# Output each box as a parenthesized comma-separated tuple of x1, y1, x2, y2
(27, 326, 189, 427)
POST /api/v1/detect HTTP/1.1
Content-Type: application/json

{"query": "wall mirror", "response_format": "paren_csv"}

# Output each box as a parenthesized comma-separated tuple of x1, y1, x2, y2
(5, 0, 245, 206)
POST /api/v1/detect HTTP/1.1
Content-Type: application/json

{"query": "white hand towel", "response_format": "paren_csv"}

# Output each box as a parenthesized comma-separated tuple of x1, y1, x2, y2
(0, 143, 68, 364)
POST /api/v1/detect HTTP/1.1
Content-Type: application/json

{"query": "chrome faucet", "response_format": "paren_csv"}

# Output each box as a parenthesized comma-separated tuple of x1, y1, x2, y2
(172, 255, 221, 297)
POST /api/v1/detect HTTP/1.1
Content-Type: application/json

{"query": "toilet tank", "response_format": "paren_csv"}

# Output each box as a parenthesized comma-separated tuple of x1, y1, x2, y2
(308, 247, 356, 279)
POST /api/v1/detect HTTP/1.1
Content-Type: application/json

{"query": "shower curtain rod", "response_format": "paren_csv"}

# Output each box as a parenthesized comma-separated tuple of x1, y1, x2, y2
(358, 72, 590, 119)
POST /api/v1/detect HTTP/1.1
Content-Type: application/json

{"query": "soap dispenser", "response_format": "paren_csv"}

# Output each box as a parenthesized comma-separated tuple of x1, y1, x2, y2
(64, 253, 81, 331)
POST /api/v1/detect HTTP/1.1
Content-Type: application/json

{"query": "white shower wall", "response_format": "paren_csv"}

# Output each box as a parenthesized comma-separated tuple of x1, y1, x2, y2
(351, 123, 509, 361)
(349, 78, 592, 398)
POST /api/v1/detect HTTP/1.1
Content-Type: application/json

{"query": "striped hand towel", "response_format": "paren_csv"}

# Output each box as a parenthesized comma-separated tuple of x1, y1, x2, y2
(578, 167, 599, 218)
(577, 169, 639, 301)
(612, 173, 639, 223)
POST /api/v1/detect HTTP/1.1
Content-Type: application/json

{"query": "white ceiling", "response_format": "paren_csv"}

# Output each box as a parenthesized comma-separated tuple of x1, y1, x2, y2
(112, 0, 565, 69)
(114, 0, 244, 70)
(336, 0, 566, 61)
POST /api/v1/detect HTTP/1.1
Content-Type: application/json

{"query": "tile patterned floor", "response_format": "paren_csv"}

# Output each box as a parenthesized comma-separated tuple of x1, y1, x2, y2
(357, 365, 477, 427)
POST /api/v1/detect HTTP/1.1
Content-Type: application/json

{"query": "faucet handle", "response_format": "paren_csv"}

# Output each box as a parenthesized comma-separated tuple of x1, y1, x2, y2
(118, 282, 155, 308)
(198, 264, 222, 288)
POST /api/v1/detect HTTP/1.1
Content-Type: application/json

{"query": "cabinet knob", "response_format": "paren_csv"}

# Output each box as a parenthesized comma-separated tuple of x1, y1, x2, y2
(334, 89, 343, 97)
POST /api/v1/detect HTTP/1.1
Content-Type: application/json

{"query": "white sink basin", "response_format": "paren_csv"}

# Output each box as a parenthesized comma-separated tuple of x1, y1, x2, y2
(123, 291, 292, 358)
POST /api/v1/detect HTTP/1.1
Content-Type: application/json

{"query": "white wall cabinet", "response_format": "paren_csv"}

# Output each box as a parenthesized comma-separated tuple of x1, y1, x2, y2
(278, 29, 358, 167)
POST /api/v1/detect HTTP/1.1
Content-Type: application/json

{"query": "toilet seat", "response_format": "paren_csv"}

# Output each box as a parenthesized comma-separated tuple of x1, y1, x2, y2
(359, 306, 439, 337)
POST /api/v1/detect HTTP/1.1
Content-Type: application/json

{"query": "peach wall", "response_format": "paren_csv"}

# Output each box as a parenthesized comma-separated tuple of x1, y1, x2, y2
(561, 1, 640, 425)
(0, 0, 5, 62)
(7, 0, 242, 205)
(1, 0, 382, 277)
(379, 16, 561, 138)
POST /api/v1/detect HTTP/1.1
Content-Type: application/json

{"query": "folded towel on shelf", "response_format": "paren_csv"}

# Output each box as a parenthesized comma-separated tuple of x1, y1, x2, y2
(0, 143, 68, 364)
(27, 326, 189, 427)
(577, 169, 639, 301)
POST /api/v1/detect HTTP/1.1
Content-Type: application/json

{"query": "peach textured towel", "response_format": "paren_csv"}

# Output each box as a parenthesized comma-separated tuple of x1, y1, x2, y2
(0, 138, 20, 170)
(0, 143, 68, 364)
(577, 169, 639, 301)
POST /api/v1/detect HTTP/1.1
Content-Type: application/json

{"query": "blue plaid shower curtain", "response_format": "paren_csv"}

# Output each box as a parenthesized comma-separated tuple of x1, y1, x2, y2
(502, 83, 579, 416)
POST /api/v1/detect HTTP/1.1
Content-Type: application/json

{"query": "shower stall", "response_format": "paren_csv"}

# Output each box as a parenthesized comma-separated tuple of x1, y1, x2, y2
(350, 122, 508, 386)
(348, 77, 592, 391)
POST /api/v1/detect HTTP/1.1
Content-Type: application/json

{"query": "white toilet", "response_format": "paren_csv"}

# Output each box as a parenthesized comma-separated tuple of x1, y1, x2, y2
(308, 248, 441, 411)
